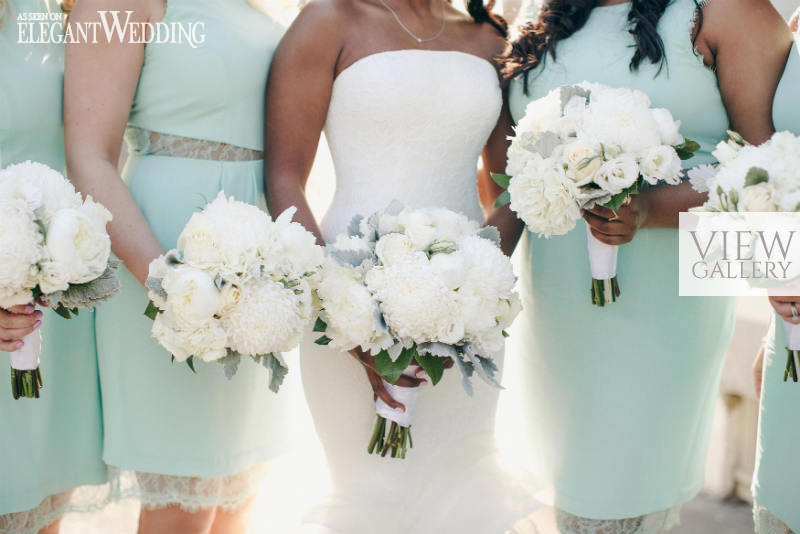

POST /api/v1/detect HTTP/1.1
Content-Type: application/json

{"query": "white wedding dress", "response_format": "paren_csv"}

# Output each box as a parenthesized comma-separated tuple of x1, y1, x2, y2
(297, 49, 544, 534)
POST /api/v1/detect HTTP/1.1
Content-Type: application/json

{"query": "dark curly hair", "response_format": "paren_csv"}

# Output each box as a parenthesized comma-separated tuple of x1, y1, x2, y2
(467, 0, 508, 37)
(502, 0, 703, 90)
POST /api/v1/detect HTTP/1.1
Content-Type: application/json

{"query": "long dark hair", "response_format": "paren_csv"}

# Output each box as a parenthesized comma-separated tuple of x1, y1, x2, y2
(467, 0, 508, 37)
(502, 0, 700, 89)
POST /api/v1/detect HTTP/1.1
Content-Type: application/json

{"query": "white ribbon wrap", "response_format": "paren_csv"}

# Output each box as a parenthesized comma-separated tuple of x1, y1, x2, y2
(586, 221, 618, 280)
(375, 379, 421, 428)
(781, 320, 800, 351)
(10, 330, 41, 371)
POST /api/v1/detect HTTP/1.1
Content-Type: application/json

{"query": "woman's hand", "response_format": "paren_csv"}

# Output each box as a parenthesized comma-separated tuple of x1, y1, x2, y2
(0, 305, 43, 352)
(582, 194, 649, 245)
(348, 347, 428, 412)
(753, 342, 765, 398)
(768, 295, 800, 324)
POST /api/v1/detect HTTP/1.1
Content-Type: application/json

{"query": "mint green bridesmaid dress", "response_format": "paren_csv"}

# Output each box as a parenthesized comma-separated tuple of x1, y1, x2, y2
(508, 0, 737, 529)
(93, 0, 291, 510)
(752, 37, 800, 534)
(0, 1, 108, 532)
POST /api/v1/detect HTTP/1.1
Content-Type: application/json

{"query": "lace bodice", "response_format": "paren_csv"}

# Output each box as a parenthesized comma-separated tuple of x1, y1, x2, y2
(319, 49, 501, 241)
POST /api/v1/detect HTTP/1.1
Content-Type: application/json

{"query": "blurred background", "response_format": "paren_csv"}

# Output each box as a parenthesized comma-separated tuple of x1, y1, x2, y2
(60, 0, 797, 532)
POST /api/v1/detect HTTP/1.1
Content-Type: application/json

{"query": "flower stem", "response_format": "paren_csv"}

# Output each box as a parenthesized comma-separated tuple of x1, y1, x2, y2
(10, 367, 43, 400)
(590, 277, 620, 307)
(784, 349, 798, 382)
(367, 416, 412, 459)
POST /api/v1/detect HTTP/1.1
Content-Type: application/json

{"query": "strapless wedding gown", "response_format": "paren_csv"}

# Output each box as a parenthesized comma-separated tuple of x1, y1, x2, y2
(297, 50, 543, 534)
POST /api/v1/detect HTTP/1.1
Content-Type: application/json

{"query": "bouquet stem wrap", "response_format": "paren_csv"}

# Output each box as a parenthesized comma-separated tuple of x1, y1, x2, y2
(368, 369, 421, 459)
(586, 222, 620, 307)
(10, 328, 42, 399)
(780, 319, 800, 383)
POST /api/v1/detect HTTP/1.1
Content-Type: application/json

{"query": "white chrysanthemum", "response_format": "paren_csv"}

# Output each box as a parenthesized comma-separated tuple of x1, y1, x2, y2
(0, 162, 82, 224)
(0, 198, 44, 307)
(508, 154, 581, 237)
(221, 278, 311, 355)
(366, 253, 464, 345)
(152, 312, 228, 363)
(687, 164, 716, 194)
(317, 259, 391, 353)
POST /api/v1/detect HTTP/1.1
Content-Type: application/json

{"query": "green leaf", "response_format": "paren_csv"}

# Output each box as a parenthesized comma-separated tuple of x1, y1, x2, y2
(53, 305, 73, 320)
(144, 300, 161, 321)
(414, 352, 445, 386)
(502, 330, 510, 338)
(577, 155, 601, 170)
(314, 335, 332, 346)
(744, 167, 769, 187)
(313, 316, 327, 333)
(494, 190, 511, 209)
(186, 356, 197, 374)
(374, 346, 415, 385)
(262, 353, 288, 394)
(727, 130, 749, 146)
(675, 138, 701, 161)
(603, 181, 640, 212)
(491, 173, 511, 189)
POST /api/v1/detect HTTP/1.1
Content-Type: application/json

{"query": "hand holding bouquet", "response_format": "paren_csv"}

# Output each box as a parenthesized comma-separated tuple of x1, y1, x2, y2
(0, 161, 119, 399)
(690, 131, 800, 382)
(314, 203, 520, 458)
(494, 82, 699, 306)
(145, 193, 324, 392)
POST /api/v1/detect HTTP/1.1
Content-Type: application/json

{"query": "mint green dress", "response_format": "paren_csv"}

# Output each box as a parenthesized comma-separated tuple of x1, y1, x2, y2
(508, 0, 737, 526)
(93, 0, 291, 510)
(752, 39, 800, 534)
(0, 1, 108, 531)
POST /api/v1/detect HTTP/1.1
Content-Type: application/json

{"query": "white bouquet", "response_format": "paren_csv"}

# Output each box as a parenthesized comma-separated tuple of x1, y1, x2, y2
(690, 131, 800, 382)
(145, 193, 324, 392)
(314, 202, 520, 458)
(494, 82, 699, 306)
(0, 161, 119, 399)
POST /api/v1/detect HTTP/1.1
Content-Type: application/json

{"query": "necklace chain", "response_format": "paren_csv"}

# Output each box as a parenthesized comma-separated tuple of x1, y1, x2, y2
(378, 0, 446, 44)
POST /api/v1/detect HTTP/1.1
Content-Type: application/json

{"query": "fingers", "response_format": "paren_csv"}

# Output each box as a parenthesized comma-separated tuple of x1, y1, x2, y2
(367, 371, 406, 412)
(396, 367, 427, 388)
(585, 205, 617, 219)
(442, 357, 454, 369)
(582, 210, 630, 236)
(1, 322, 41, 341)
(7, 304, 35, 314)
(769, 297, 800, 324)
(0, 340, 25, 352)
(0, 308, 42, 330)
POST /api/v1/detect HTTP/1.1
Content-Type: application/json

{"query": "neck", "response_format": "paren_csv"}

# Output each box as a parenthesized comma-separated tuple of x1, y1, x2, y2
(392, 0, 439, 15)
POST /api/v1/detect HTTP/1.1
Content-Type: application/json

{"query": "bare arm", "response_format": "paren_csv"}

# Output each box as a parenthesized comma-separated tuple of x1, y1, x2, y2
(64, 0, 165, 285)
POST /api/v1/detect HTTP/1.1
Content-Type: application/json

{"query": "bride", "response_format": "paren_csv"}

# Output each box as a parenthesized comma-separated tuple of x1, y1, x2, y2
(264, 0, 541, 532)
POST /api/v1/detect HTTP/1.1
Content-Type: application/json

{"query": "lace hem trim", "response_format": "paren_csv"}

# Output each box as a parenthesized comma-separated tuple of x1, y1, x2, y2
(125, 126, 264, 161)
(106, 464, 265, 513)
(754, 503, 795, 534)
(0, 485, 112, 534)
(553, 505, 682, 534)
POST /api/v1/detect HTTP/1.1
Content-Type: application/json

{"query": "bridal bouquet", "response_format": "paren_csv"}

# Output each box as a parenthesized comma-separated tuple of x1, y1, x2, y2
(313, 203, 520, 458)
(494, 82, 699, 306)
(0, 161, 119, 399)
(145, 193, 324, 392)
(689, 130, 800, 382)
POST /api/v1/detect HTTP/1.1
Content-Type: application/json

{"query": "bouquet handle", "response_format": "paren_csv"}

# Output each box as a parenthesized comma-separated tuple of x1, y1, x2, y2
(369, 369, 422, 459)
(10, 329, 43, 399)
(780, 319, 800, 383)
(586, 222, 620, 307)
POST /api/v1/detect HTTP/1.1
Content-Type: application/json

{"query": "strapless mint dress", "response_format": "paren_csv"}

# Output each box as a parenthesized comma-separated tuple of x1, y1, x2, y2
(752, 40, 800, 534)
(507, 0, 737, 529)
(93, 0, 295, 511)
(0, 1, 108, 532)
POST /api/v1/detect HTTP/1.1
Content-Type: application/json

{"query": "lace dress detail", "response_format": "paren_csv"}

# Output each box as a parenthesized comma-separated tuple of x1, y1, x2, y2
(125, 126, 263, 161)
(106, 464, 265, 513)
(754, 503, 796, 534)
(553, 506, 682, 534)
(0, 485, 111, 534)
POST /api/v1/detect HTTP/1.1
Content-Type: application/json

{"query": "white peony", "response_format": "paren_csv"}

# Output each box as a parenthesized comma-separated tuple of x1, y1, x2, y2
(578, 87, 662, 155)
(594, 154, 640, 195)
(739, 183, 778, 212)
(221, 278, 311, 355)
(508, 154, 581, 237)
(0, 161, 82, 224)
(270, 207, 325, 278)
(640, 145, 682, 185)
(651, 108, 684, 146)
(375, 233, 416, 265)
(0, 198, 44, 307)
(152, 312, 228, 363)
(395, 209, 437, 250)
(516, 87, 563, 136)
(38, 261, 71, 294)
(161, 267, 220, 328)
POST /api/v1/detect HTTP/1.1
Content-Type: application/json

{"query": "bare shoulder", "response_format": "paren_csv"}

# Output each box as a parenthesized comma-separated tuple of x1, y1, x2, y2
(70, 0, 163, 22)
(280, 0, 356, 54)
(701, 0, 792, 47)
(472, 18, 507, 60)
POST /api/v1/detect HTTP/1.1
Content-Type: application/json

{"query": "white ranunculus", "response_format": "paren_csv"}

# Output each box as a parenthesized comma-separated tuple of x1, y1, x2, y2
(221, 278, 310, 355)
(152, 313, 228, 363)
(162, 267, 220, 328)
(44, 200, 112, 285)
(375, 233, 416, 265)
(508, 154, 581, 237)
(563, 140, 603, 186)
(651, 108, 684, 146)
(739, 183, 778, 212)
(640, 145, 682, 185)
(594, 154, 640, 195)
(38, 261, 71, 294)
(0, 198, 44, 306)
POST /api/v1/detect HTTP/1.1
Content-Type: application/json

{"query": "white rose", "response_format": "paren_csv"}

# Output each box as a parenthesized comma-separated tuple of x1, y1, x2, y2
(44, 202, 112, 285)
(38, 261, 71, 294)
(375, 233, 416, 265)
(651, 108, 684, 146)
(563, 140, 603, 186)
(162, 268, 220, 328)
(739, 183, 778, 212)
(594, 155, 640, 195)
(640, 145, 682, 185)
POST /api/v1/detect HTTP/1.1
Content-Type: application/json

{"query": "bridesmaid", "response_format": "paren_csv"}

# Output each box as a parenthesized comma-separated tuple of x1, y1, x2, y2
(64, 0, 289, 532)
(495, 0, 792, 531)
(752, 17, 800, 534)
(0, 1, 108, 533)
